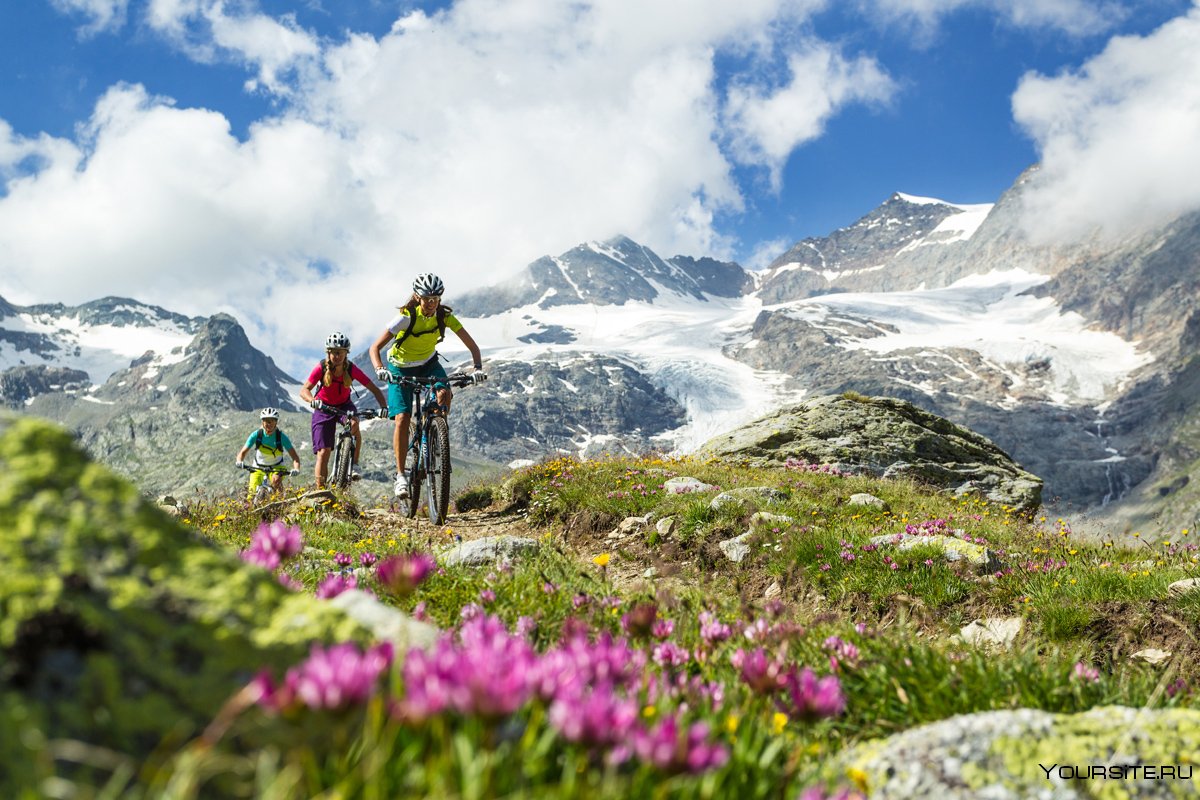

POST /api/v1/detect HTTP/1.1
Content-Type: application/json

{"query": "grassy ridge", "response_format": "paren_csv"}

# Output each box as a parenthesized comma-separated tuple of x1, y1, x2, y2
(103, 455, 1200, 797)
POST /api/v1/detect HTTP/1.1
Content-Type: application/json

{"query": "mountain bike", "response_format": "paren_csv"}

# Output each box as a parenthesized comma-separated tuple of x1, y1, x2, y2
(391, 372, 477, 524)
(328, 407, 384, 490)
(239, 462, 295, 503)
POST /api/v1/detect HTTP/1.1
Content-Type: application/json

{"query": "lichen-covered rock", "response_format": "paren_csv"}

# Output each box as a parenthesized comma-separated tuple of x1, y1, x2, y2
(869, 532, 1003, 574)
(822, 705, 1200, 799)
(709, 486, 789, 512)
(438, 535, 540, 567)
(697, 394, 1043, 513)
(0, 415, 373, 789)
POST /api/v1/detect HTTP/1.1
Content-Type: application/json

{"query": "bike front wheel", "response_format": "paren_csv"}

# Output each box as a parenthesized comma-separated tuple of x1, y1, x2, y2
(332, 436, 353, 489)
(426, 415, 451, 525)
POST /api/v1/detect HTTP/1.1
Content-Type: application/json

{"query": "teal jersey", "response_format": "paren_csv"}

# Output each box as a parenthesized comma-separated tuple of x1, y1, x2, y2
(244, 428, 294, 466)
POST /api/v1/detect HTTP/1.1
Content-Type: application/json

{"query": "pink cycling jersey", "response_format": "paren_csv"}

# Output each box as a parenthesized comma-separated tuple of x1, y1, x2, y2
(307, 361, 372, 406)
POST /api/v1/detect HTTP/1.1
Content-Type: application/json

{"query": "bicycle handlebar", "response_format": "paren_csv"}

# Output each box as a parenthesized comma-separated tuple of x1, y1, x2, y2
(386, 372, 477, 388)
(240, 463, 297, 474)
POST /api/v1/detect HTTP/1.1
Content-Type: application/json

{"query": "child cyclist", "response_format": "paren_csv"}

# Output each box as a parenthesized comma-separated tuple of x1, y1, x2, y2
(368, 273, 486, 499)
(299, 331, 389, 489)
(235, 407, 301, 500)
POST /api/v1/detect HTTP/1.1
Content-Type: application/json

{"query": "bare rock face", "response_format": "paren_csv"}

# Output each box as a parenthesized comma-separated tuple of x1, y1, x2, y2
(0, 415, 374, 790)
(696, 393, 1043, 513)
(0, 364, 90, 405)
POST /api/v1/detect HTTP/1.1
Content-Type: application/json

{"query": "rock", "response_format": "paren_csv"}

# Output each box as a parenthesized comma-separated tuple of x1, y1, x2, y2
(750, 511, 796, 528)
(0, 415, 373, 785)
(870, 532, 1003, 574)
(619, 514, 652, 533)
(655, 516, 677, 537)
(848, 492, 889, 511)
(1131, 648, 1171, 665)
(327, 590, 439, 651)
(718, 533, 753, 563)
(1168, 578, 1200, 598)
(642, 567, 659, 579)
(697, 394, 1043, 514)
(959, 617, 1024, 650)
(663, 477, 718, 494)
(763, 581, 782, 600)
(709, 486, 789, 512)
(821, 705, 1200, 800)
(438, 535, 540, 568)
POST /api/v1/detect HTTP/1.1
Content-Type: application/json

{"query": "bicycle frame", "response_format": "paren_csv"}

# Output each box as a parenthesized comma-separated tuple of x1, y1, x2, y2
(392, 372, 474, 524)
(329, 407, 382, 490)
(240, 462, 288, 502)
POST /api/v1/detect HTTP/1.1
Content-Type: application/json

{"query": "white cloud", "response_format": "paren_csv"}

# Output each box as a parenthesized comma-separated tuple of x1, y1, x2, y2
(6, 0, 905, 374)
(1012, 2, 1200, 241)
(145, 0, 321, 93)
(862, 0, 1128, 38)
(50, 0, 129, 35)
(724, 43, 896, 188)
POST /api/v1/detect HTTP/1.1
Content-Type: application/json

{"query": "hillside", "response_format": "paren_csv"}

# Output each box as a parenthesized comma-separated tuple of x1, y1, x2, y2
(4, 414, 1198, 798)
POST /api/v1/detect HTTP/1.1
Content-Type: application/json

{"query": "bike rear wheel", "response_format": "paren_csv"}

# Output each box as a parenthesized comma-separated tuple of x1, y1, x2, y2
(401, 430, 423, 518)
(426, 415, 451, 525)
(332, 436, 353, 489)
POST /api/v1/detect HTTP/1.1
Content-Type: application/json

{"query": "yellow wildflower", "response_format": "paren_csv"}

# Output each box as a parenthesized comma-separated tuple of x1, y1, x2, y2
(593, 553, 611, 567)
(772, 712, 788, 735)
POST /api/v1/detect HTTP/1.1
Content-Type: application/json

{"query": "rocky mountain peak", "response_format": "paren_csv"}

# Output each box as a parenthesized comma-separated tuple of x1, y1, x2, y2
(454, 235, 751, 317)
(94, 313, 300, 411)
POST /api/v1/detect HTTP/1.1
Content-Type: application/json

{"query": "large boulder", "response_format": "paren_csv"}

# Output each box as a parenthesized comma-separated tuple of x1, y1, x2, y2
(697, 393, 1043, 513)
(0, 415, 375, 791)
(820, 705, 1200, 799)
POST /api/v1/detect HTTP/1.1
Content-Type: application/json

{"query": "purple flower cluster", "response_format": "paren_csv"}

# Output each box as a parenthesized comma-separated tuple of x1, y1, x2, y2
(634, 715, 728, 774)
(822, 636, 860, 670)
(255, 642, 394, 711)
(904, 518, 950, 536)
(1071, 662, 1100, 683)
(376, 552, 436, 598)
(783, 457, 849, 477)
(399, 615, 539, 721)
(698, 612, 732, 646)
(240, 521, 303, 570)
(783, 667, 847, 720)
(316, 573, 357, 598)
(395, 615, 726, 774)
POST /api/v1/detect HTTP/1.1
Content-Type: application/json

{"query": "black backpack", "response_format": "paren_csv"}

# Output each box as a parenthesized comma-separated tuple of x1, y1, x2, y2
(254, 429, 283, 451)
(392, 302, 452, 349)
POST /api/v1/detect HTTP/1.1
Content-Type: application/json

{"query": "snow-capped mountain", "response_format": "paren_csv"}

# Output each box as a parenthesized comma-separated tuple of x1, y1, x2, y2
(454, 234, 751, 318)
(450, 170, 1200, 535)
(0, 296, 299, 411)
(0, 296, 200, 403)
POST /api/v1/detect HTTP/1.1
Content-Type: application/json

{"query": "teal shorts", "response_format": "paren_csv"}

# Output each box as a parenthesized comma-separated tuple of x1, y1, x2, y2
(387, 359, 448, 416)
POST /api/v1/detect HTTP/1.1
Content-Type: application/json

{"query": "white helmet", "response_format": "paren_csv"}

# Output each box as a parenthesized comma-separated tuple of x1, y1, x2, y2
(413, 273, 445, 296)
(260, 407, 279, 420)
(325, 331, 350, 350)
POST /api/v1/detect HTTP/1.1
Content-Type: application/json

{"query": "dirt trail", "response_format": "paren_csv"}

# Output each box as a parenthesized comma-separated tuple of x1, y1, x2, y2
(359, 505, 538, 545)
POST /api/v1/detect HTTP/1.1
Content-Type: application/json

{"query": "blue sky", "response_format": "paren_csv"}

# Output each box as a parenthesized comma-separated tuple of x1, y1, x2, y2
(1, 0, 1198, 373)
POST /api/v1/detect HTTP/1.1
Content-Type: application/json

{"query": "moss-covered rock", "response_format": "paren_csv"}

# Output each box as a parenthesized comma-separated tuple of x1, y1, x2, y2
(0, 415, 373, 790)
(822, 705, 1200, 798)
(697, 393, 1043, 513)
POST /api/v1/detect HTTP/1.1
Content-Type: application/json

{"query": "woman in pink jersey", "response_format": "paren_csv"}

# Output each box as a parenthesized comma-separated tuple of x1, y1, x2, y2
(298, 331, 388, 488)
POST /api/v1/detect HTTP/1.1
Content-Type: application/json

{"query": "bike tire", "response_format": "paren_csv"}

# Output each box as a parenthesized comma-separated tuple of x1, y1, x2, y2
(426, 415, 451, 525)
(405, 462, 422, 519)
(333, 437, 353, 490)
